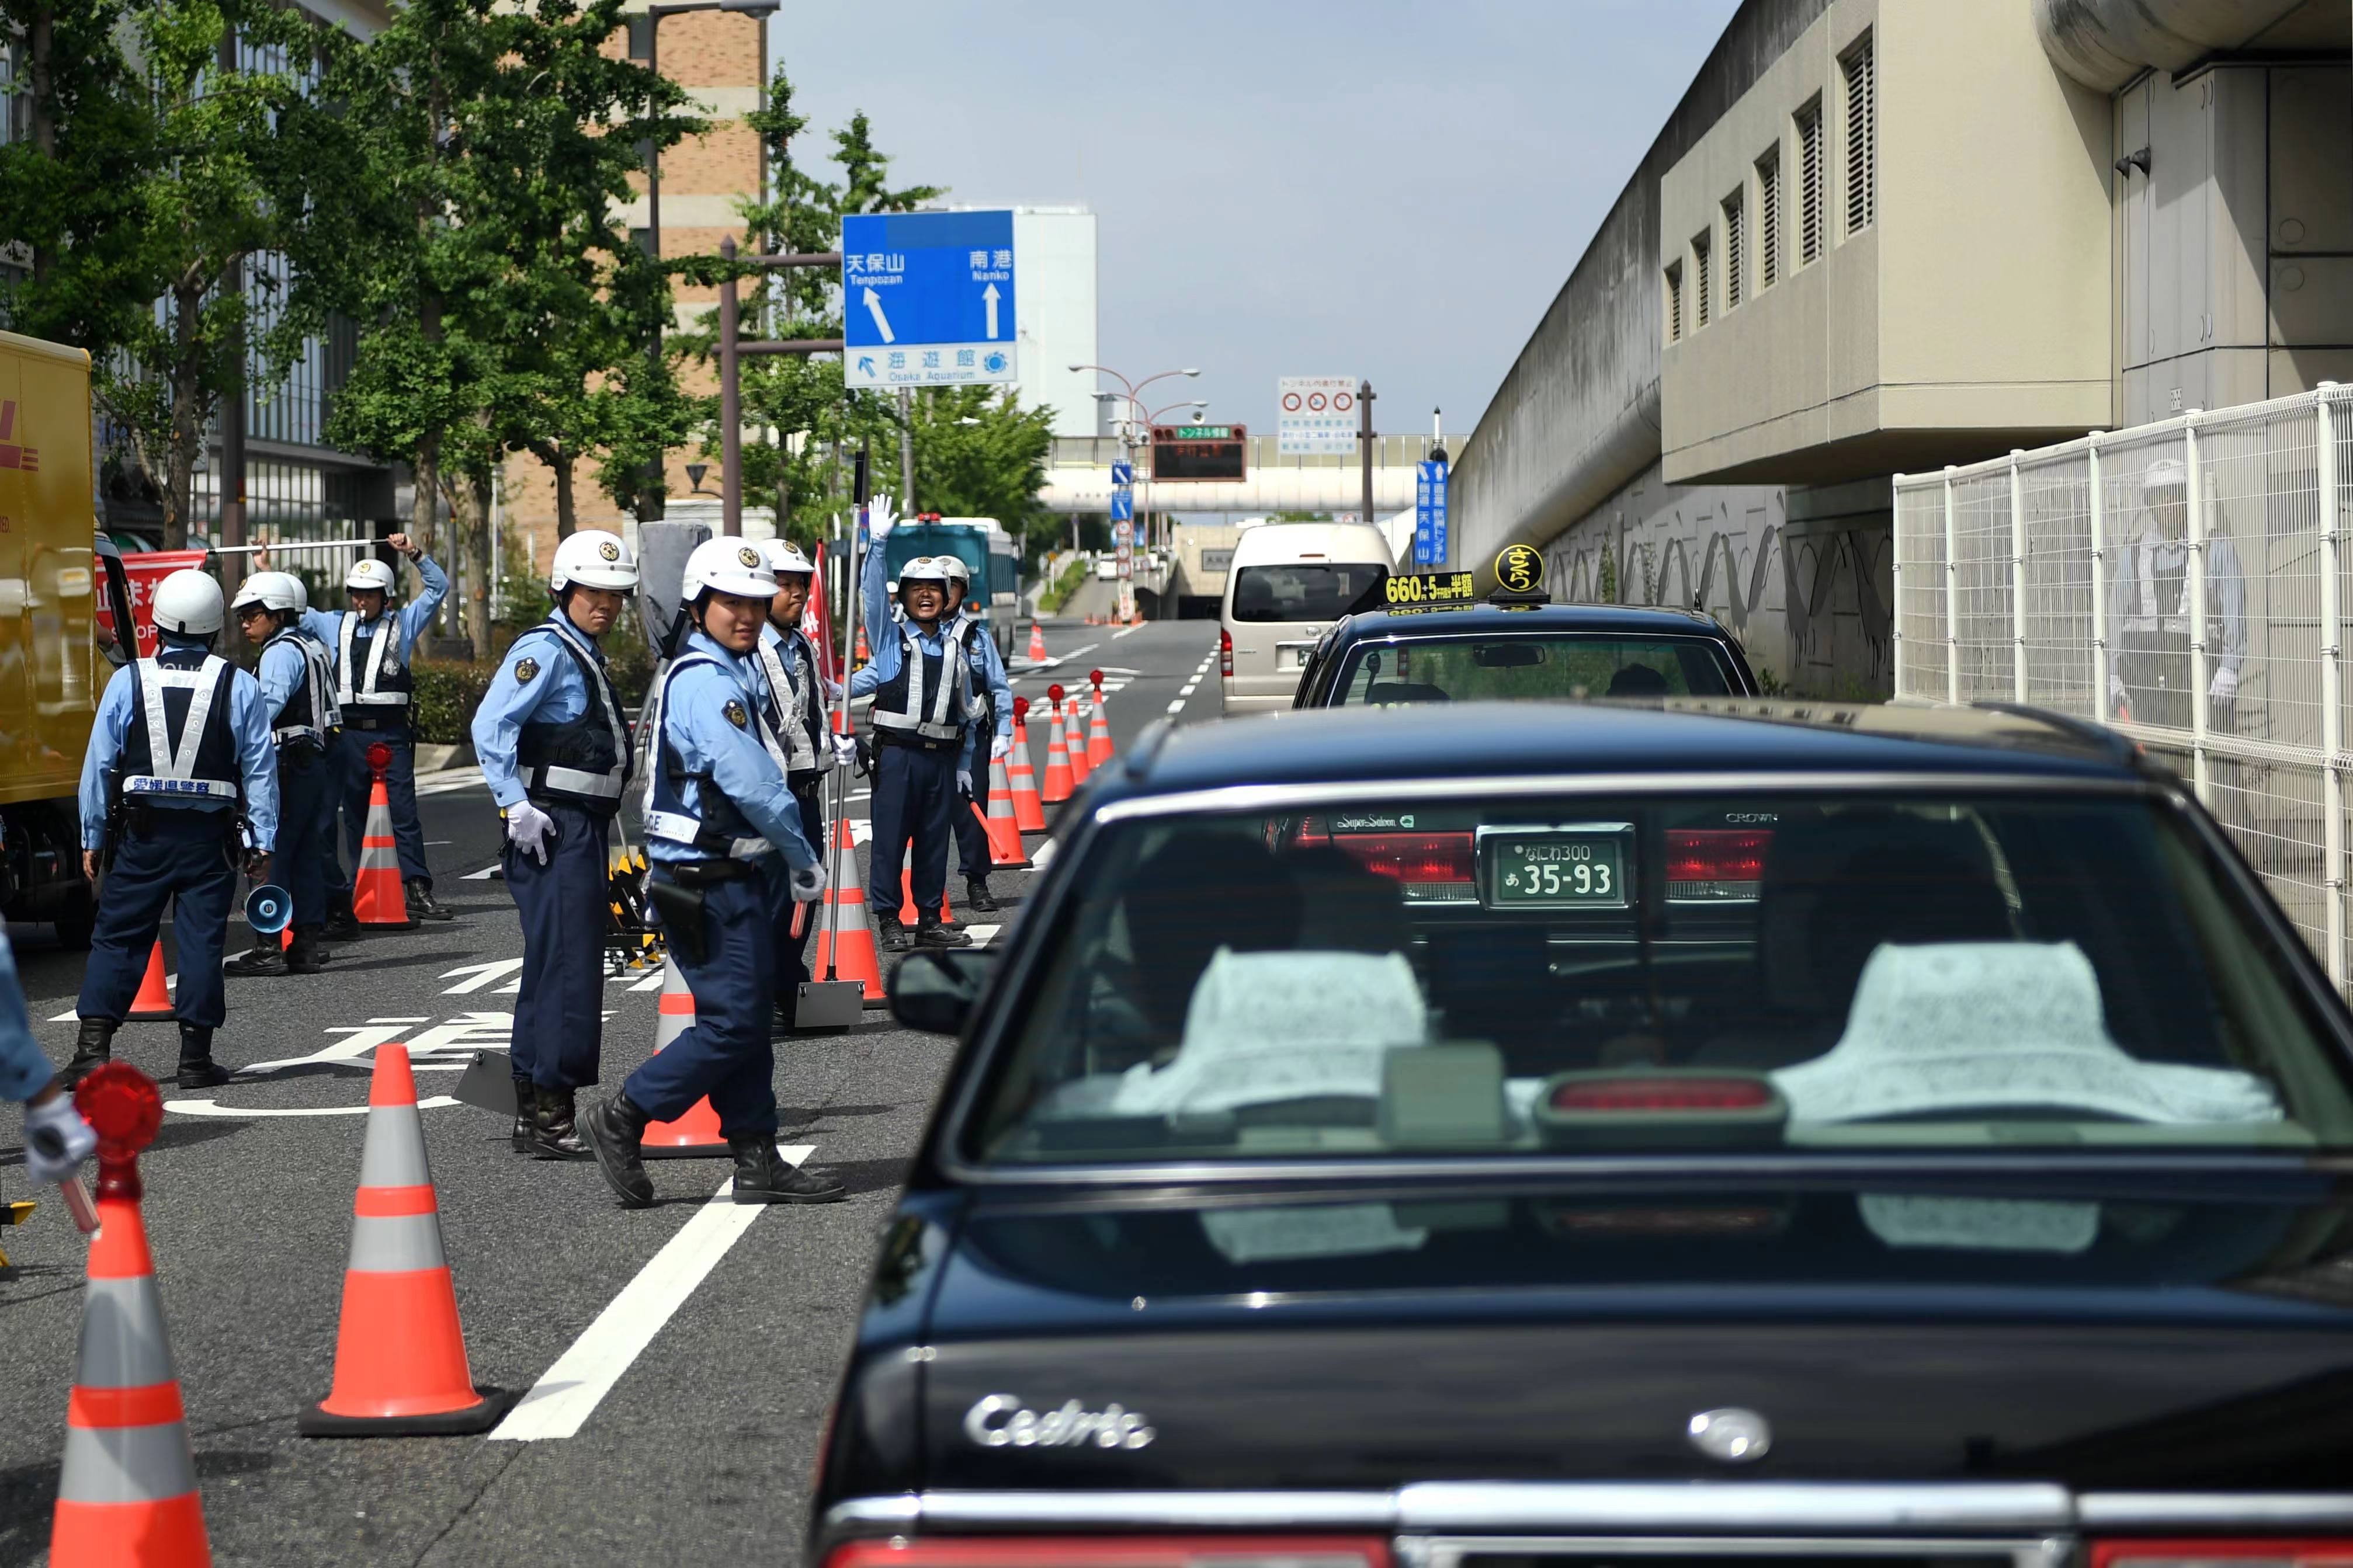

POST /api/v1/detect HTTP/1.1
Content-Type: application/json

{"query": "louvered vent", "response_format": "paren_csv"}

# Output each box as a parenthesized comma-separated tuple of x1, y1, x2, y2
(1843, 33, 1874, 234)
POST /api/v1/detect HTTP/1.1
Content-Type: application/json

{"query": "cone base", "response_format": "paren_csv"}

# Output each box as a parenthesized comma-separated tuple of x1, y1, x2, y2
(300, 1383, 518, 1438)
(126, 1006, 178, 1021)
(51, 1492, 211, 1567)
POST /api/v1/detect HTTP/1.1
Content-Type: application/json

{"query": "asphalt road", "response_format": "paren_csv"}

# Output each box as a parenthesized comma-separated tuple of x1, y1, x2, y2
(0, 615, 1222, 1568)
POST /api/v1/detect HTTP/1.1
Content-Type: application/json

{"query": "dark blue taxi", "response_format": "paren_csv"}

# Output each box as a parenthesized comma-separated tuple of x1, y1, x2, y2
(1293, 600, 1761, 707)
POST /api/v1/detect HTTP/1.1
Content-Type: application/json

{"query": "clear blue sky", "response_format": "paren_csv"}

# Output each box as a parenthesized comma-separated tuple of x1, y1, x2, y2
(771, 0, 1741, 443)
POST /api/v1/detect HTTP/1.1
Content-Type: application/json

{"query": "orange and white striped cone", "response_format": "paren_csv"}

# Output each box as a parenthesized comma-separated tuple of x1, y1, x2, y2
(51, 1065, 214, 1567)
(352, 773, 412, 929)
(641, 958, 727, 1159)
(809, 817, 886, 1005)
(1062, 696, 1093, 785)
(1026, 623, 1047, 662)
(1040, 698, 1075, 805)
(1007, 711, 1047, 833)
(854, 625, 869, 666)
(301, 1045, 512, 1435)
(976, 753, 1030, 868)
(1087, 679, 1116, 768)
(127, 941, 173, 1021)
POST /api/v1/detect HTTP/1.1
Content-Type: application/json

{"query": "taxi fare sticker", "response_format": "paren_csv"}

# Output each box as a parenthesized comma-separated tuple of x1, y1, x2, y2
(1382, 571, 1477, 613)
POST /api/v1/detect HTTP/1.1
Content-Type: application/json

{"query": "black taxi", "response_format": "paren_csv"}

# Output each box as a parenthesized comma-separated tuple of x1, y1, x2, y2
(1292, 550, 1759, 708)
(817, 697, 2353, 1568)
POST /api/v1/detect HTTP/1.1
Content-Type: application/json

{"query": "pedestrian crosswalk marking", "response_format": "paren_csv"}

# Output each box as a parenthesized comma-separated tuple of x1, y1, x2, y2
(442, 957, 526, 994)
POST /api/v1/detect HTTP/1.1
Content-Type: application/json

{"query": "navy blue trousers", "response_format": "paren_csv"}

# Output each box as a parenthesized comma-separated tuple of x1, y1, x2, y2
(331, 729, 428, 890)
(505, 802, 610, 1089)
(628, 865, 784, 1136)
(777, 781, 824, 989)
(954, 745, 992, 880)
(867, 741, 957, 916)
(276, 745, 336, 926)
(79, 811, 238, 1028)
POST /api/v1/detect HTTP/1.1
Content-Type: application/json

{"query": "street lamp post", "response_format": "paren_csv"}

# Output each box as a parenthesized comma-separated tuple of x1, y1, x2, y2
(1071, 364, 1199, 607)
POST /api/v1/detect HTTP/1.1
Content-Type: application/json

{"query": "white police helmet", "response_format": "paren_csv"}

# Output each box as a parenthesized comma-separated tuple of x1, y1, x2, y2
(346, 557, 397, 594)
(230, 571, 306, 616)
(759, 538, 815, 577)
(682, 538, 778, 604)
(550, 530, 639, 593)
(935, 555, 970, 583)
(2144, 456, 2189, 498)
(152, 569, 224, 637)
(898, 555, 952, 587)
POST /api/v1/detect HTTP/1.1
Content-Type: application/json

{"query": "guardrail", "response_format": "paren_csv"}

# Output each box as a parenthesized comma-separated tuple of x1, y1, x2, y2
(1894, 383, 2353, 986)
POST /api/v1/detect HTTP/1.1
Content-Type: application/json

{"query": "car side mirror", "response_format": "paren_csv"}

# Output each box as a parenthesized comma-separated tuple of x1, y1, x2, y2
(889, 948, 998, 1034)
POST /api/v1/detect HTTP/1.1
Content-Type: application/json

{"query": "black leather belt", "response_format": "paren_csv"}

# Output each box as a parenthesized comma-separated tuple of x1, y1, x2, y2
(873, 730, 955, 753)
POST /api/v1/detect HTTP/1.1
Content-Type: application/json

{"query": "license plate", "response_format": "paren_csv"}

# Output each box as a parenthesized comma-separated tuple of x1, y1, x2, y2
(1481, 825, 1632, 908)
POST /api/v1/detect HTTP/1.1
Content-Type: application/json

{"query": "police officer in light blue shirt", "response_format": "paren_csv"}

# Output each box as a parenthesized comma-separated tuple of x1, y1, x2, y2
(264, 532, 451, 927)
(752, 537, 852, 1031)
(65, 569, 277, 1090)
(579, 538, 845, 1209)
(471, 529, 637, 1158)
(940, 555, 1014, 912)
(224, 570, 342, 979)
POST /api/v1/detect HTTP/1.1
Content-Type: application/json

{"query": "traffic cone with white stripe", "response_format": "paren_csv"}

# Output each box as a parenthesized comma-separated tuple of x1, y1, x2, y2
(810, 817, 886, 1005)
(897, 849, 951, 926)
(1026, 623, 1047, 662)
(1007, 703, 1047, 833)
(300, 1044, 512, 1435)
(1040, 691, 1075, 805)
(127, 941, 173, 1021)
(51, 1064, 214, 1567)
(352, 748, 412, 929)
(643, 958, 726, 1159)
(976, 753, 1030, 868)
(1062, 693, 1093, 785)
(1087, 670, 1116, 769)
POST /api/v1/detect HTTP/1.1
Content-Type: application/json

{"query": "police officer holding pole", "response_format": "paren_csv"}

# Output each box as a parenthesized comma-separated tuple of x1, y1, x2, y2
(579, 539, 845, 1207)
(755, 537, 853, 1029)
(225, 571, 342, 978)
(851, 496, 976, 954)
(471, 531, 638, 1159)
(941, 557, 1014, 913)
(64, 569, 277, 1089)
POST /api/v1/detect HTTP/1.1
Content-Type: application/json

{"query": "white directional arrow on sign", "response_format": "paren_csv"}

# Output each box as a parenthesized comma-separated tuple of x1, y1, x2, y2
(862, 287, 895, 344)
(983, 283, 1001, 340)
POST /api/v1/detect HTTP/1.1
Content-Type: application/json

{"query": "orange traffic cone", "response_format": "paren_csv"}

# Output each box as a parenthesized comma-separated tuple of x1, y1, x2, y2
(1040, 694, 1075, 805)
(641, 958, 727, 1159)
(1026, 623, 1047, 662)
(1007, 707, 1047, 833)
(1088, 675, 1116, 769)
(976, 753, 1030, 868)
(51, 1064, 214, 1567)
(127, 941, 173, 1021)
(1063, 694, 1093, 785)
(809, 818, 886, 1005)
(855, 625, 869, 666)
(352, 757, 412, 929)
(897, 850, 950, 926)
(301, 1044, 512, 1435)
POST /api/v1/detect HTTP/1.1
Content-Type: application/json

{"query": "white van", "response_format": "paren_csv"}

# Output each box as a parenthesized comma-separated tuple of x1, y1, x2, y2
(1219, 521, 1395, 715)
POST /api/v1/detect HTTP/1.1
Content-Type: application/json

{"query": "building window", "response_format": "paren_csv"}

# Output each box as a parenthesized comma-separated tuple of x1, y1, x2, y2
(626, 16, 653, 61)
(1842, 32, 1875, 235)
(1664, 260, 1684, 343)
(1756, 148, 1780, 289)
(1693, 231, 1712, 328)
(1722, 190, 1744, 309)
(1796, 96, 1824, 266)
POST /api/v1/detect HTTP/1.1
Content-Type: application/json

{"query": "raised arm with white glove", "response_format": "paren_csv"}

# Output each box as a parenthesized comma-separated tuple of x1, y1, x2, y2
(866, 492, 899, 542)
(505, 800, 557, 864)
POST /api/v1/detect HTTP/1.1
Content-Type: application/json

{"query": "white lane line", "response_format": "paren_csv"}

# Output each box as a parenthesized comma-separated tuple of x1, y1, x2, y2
(463, 865, 501, 881)
(165, 1096, 463, 1118)
(414, 767, 485, 798)
(1112, 625, 1143, 639)
(488, 1156, 813, 1443)
(1165, 701, 1185, 715)
(1030, 838, 1057, 870)
(1179, 683, 1198, 696)
(966, 923, 1001, 946)
(628, 969, 666, 992)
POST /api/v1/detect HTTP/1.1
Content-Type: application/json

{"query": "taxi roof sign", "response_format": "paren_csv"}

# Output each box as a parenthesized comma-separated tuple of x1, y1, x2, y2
(1382, 569, 1478, 614)
(1490, 544, 1547, 606)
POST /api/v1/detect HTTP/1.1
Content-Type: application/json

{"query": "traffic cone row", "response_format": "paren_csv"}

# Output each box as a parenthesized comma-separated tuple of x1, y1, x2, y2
(1007, 710, 1047, 833)
(352, 770, 412, 929)
(809, 816, 885, 1004)
(1040, 696, 1075, 805)
(641, 958, 726, 1159)
(976, 752, 1030, 868)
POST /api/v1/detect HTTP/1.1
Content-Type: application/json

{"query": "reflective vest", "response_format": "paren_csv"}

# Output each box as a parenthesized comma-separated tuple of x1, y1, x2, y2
(335, 612, 413, 726)
(2119, 537, 2196, 642)
(118, 649, 242, 803)
(514, 615, 633, 815)
(948, 616, 995, 719)
(642, 651, 773, 860)
(869, 622, 968, 745)
(755, 621, 829, 782)
(263, 628, 340, 749)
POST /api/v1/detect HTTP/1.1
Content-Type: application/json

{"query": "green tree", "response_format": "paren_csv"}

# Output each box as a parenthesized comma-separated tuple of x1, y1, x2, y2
(907, 384, 1055, 542)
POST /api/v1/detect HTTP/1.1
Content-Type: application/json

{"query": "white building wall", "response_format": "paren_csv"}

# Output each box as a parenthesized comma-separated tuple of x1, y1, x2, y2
(1010, 207, 1098, 437)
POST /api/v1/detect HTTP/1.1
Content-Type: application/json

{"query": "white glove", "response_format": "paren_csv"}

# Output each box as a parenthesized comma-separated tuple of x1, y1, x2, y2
(24, 1092, 96, 1187)
(2210, 666, 2239, 704)
(866, 492, 898, 541)
(990, 735, 1011, 763)
(505, 801, 556, 864)
(789, 862, 828, 903)
(831, 733, 858, 767)
(956, 769, 975, 795)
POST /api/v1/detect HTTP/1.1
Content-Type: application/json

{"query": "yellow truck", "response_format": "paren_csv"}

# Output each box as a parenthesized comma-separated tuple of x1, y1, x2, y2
(0, 328, 142, 947)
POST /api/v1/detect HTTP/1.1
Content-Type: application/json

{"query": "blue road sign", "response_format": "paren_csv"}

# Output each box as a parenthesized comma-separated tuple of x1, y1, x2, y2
(1111, 460, 1134, 486)
(842, 210, 1017, 389)
(1110, 486, 1134, 523)
(1416, 460, 1449, 566)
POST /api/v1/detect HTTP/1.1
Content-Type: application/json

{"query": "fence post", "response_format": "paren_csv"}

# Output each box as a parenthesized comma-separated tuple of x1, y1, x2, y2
(1891, 473, 1906, 699)
(1944, 466, 1960, 705)
(2320, 386, 2345, 988)
(2010, 450, 2029, 703)
(2185, 411, 2210, 804)
(2088, 433, 2107, 719)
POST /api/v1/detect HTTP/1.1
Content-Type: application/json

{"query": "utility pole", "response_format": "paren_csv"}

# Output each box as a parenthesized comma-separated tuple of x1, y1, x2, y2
(217, 27, 245, 585)
(898, 388, 915, 507)
(719, 237, 742, 536)
(1358, 379, 1377, 526)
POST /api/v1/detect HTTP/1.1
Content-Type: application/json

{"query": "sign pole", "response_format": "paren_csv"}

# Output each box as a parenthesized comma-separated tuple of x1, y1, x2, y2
(898, 388, 915, 506)
(1358, 380, 1376, 527)
(719, 236, 741, 538)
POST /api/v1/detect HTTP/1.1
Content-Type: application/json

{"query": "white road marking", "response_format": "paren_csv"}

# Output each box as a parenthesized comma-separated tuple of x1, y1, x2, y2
(1166, 701, 1185, 715)
(629, 969, 666, 992)
(414, 767, 485, 797)
(1030, 838, 1057, 870)
(164, 1095, 464, 1118)
(488, 1155, 814, 1443)
(1112, 625, 1143, 638)
(47, 1007, 77, 1023)
(463, 865, 501, 881)
(966, 923, 1001, 946)
(442, 957, 526, 994)
(1179, 683, 1198, 696)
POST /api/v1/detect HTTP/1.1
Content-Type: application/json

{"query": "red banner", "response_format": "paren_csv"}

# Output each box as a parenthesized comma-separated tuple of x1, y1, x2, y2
(96, 550, 211, 659)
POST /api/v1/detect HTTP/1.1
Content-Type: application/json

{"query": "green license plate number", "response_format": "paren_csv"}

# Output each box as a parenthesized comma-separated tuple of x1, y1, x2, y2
(1490, 833, 1626, 907)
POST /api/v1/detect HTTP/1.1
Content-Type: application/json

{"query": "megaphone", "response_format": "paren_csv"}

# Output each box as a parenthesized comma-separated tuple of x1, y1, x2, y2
(245, 884, 292, 936)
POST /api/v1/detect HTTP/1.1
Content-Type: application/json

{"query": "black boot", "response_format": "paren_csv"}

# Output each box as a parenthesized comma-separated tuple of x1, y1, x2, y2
(915, 913, 973, 948)
(406, 879, 454, 923)
(579, 1092, 654, 1207)
(510, 1076, 536, 1153)
(874, 912, 911, 953)
(727, 1134, 847, 1204)
(530, 1084, 591, 1160)
(175, 1024, 232, 1089)
(964, 877, 999, 913)
(62, 1018, 114, 1087)
(324, 891, 360, 941)
(225, 938, 286, 976)
(285, 925, 329, 975)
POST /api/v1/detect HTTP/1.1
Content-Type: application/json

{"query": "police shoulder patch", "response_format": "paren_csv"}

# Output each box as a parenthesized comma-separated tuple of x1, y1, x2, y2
(513, 657, 540, 683)
(723, 698, 749, 729)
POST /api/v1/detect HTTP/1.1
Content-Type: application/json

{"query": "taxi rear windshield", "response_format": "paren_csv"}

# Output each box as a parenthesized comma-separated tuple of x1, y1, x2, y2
(1231, 563, 1389, 623)
(969, 792, 2353, 1163)
(1336, 635, 1737, 703)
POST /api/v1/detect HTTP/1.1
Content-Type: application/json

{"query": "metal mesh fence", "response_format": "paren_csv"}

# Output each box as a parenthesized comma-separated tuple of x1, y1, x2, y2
(1894, 386, 2353, 994)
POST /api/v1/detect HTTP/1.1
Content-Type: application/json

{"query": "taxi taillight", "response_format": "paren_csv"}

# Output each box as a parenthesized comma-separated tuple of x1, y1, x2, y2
(825, 1538, 1391, 1568)
(1665, 827, 1771, 902)
(2093, 1542, 2353, 1568)
(1328, 830, 1474, 885)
